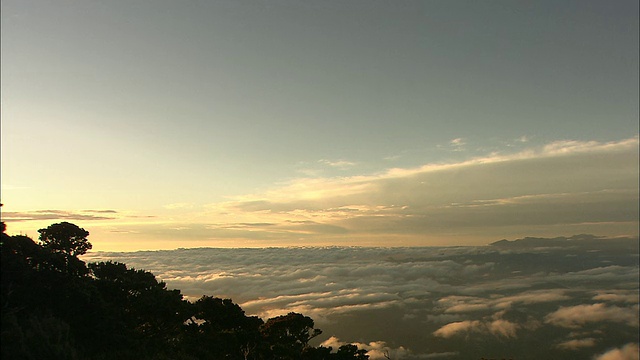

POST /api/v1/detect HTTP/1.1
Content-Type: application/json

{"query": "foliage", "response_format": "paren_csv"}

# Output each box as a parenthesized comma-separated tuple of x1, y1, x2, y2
(38, 222, 92, 257)
(262, 312, 322, 359)
(1, 222, 369, 360)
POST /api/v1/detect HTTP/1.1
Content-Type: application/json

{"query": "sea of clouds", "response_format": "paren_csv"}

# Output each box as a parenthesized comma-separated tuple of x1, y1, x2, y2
(83, 236, 639, 359)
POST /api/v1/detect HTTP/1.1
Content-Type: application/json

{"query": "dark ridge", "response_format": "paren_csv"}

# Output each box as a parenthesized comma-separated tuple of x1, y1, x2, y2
(490, 234, 639, 251)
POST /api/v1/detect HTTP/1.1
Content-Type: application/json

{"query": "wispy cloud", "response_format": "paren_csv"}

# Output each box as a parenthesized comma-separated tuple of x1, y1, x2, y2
(449, 138, 466, 152)
(555, 338, 597, 350)
(192, 136, 639, 245)
(433, 320, 483, 338)
(436, 138, 467, 152)
(433, 314, 535, 339)
(1, 209, 118, 222)
(319, 159, 357, 168)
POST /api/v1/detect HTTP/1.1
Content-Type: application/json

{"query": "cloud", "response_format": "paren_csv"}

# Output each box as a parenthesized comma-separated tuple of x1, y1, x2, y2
(593, 343, 640, 360)
(319, 159, 357, 168)
(556, 338, 597, 350)
(433, 320, 483, 338)
(436, 289, 571, 314)
(592, 291, 639, 304)
(26, 137, 633, 249)
(448, 138, 466, 152)
(544, 303, 639, 328)
(83, 243, 639, 359)
(320, 336, 410, 360)
(194, 136, 639, 245)
(212, 222, 277, 229)
(1, 210, 118, 222)
(433, 317, 521, 339)
(487, 319, 519, 338)
(546, 266, 640, 287)
(83, 210, 118, 214)
(437, 295, 491, 313)
(443, 303, 490, 313)
(493, 289, 572, 308)
(5, 136, 639, 249)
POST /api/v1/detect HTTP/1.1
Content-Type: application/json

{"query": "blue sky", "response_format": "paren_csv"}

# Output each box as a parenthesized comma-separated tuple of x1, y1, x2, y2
(2, 0, 638, 250)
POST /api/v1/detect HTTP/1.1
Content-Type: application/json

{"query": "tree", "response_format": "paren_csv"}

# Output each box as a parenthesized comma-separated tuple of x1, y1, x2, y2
(181, 296, 264, 359)
(336, 344, 369, 360)
(38, 222, 92, 257)
(261, 312, 322, 359)
(88, 261, 189, 357)
(3, 221, 378, 359)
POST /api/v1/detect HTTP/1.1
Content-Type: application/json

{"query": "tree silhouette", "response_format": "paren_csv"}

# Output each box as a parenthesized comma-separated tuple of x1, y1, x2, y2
(2, 224, 87, 358)
(180, 296, 264, 359)
(88, 261, 189, 357)
(2, 221, 376, 359)
(336, 344, 369, 360)
(38, 222, 91, 257)
(261, 312, 322, 359)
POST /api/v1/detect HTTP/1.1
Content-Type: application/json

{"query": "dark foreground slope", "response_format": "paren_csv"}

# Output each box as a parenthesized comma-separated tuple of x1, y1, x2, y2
(0, 222, 368, 360)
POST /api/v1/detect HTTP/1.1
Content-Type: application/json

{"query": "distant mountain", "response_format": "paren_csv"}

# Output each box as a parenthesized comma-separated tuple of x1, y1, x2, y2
(490, 234, 639, 252)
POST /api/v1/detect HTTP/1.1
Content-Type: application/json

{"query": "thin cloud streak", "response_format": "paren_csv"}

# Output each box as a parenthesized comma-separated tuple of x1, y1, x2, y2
(2, 209, 118, 222)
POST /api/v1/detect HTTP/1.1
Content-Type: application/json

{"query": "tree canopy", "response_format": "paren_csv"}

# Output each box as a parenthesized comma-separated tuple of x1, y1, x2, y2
(1, 222, 370, 360)
(38, 222, 92, 256)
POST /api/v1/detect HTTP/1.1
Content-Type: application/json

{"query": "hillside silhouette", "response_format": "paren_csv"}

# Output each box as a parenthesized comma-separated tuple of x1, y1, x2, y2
(1, 221, 369, 360)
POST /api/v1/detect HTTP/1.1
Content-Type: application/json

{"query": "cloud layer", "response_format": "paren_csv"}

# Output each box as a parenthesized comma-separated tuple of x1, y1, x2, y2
(84, 236, 639, 359)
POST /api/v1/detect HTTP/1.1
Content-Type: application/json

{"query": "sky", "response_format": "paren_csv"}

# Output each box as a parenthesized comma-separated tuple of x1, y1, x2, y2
(1, 0, 638, 251)
(84, 236, 640, 359)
